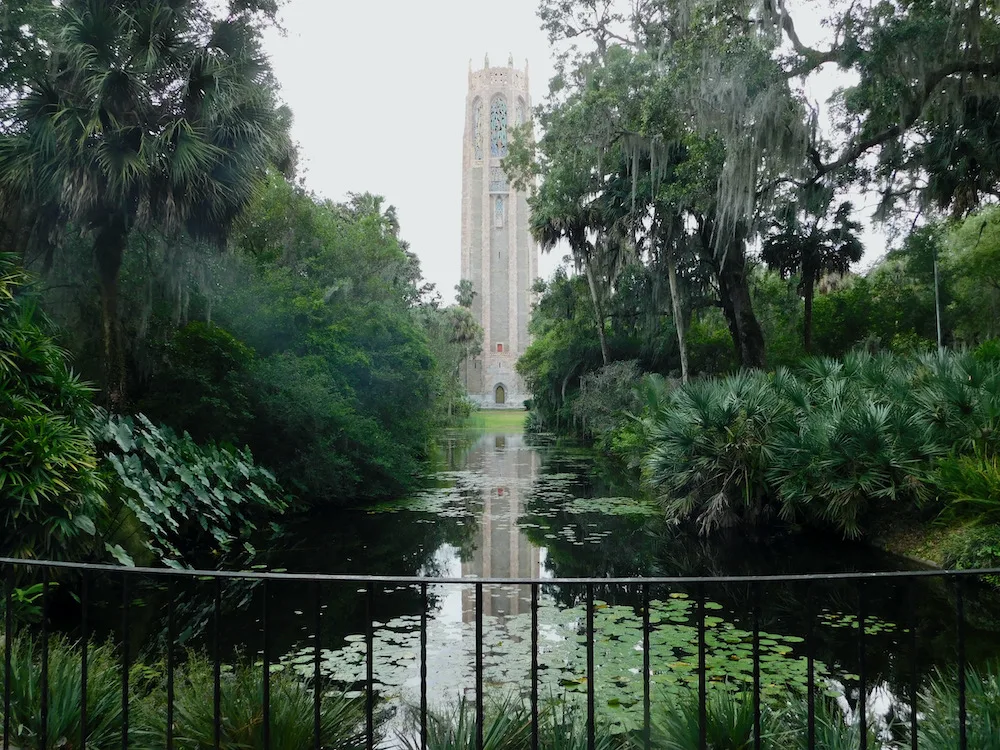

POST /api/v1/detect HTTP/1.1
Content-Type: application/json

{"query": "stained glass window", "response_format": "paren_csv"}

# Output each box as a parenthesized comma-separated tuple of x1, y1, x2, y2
(473, 101, 484, 161)
(490, 96, 507, 158)
(489, 166, 508, 193)
(494, 195, 505, 227)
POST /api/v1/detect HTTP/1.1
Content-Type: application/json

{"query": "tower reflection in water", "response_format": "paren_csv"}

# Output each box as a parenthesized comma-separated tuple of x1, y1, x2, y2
(460, 433, 542, 622)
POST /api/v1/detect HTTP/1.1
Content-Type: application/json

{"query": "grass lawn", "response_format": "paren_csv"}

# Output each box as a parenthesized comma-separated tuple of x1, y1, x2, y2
(464, 409, 527, 431)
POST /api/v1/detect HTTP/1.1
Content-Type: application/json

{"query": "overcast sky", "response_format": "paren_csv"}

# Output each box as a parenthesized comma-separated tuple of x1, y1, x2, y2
(262, 1, 887, 306)
(262, 0, 560, 305)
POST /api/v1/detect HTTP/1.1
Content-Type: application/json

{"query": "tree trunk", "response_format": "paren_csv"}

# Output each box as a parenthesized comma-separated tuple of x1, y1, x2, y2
(708, 231, 767, 370)
(583, 259, 610, 366)
(94, 216, 129, 411)
(803, 278, 814, 354)
(666, 244, 689, 383)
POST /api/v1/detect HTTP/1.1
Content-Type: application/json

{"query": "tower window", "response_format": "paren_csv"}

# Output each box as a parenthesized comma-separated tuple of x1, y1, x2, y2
(494, 196, 505, 227)
(472, 100, 484, 161)
(497, 343, 504, 353)
(490, 96, 508, 157)
(489, 166, 508, 193)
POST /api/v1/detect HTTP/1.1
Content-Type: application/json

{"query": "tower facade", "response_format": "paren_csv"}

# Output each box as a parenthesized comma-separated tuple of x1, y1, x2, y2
(460, 56, 538, 408)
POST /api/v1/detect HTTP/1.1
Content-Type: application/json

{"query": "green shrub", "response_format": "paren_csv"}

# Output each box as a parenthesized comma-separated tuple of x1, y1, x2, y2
(918, 666, 1000, 749)
(139, 322, 255, 446)
(0, 634, 123, 749)
(769, 355, 937, 538)
(135, 656, 366, 750)
(524, 408, 547, 434)
(782, 697, 886, 750)
(0, 253, 106, 561)
(974, 338, 1000, 365)
(637, 349, 1000, 538)
(98, 413, 287, 568)
(647, 690, 785, 749)
(610, 374, 676, 469)
(642, 370, 795, 533)
(571, 361, 643, 448)
(890, 330, 934, 355)
(646, 690, 884, 750)
(908, 351, 1000, 455)
(932, 449, 1000, 525)
(400, 696, 531, 750)
(686, 310, 739, 375)
(539, 702, 619, 750)
(245, 353, 423, 501)
(940, 525, 1000, 571)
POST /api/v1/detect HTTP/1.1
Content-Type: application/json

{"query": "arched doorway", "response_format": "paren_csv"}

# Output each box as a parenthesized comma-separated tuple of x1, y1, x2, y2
(495, 384, 506, 405)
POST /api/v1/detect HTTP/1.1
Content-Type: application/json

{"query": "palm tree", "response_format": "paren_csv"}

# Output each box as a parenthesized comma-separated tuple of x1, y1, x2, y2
(528, 160, 637, 367)
(344, 192, 400, 239)
(455, 279, 476, 308)
(0, 0, 293, 408)
(531, 192, 612, 366)
(762, 200, 864, 353)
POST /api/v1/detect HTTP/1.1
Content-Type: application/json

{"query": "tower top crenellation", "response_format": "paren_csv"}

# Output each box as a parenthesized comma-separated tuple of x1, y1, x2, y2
(468, 54, 530, 92)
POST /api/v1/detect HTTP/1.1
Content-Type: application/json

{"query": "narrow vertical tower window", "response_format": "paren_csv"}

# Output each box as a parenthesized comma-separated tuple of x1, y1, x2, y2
(490, 96, 508, 158)
(473, 100, 484, 161)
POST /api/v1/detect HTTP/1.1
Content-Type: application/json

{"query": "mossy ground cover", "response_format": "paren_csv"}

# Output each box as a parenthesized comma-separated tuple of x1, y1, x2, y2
(875, 520, 958, 566)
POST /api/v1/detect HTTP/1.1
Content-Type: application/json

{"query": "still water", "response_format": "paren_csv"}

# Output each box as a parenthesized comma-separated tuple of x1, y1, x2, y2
(230, 427, 1000, 739)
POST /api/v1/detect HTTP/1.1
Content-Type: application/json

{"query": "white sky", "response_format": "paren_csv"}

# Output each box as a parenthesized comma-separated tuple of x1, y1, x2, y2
(263, 0, 888, 306)
(263, 0, 560, 306)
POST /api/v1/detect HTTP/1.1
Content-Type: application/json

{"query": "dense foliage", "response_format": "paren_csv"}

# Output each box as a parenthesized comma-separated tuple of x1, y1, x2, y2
(522, 203, 1000, 438)
(607, 349, 1000, 540)
(0, 634, 367, 750)
(100, 413, 286, 568)
(513, 0, 1000, 461)
(16, 170, 475, 505)
(0, 0, 294, 409)
(0, 253, 105, 560)
(0, 2, 478, 511)
(1, 253, 289, 569)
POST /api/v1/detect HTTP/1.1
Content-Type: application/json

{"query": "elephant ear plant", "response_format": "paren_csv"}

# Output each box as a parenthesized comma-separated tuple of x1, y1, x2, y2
(98, 413, 288, 569)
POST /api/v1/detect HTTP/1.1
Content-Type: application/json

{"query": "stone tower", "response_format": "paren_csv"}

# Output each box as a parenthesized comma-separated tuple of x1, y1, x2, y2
(460, 56, 538, 408)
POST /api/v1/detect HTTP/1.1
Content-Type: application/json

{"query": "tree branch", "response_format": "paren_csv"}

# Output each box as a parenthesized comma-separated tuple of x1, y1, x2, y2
(767, 0, 841, 77)
(814, 58, 1000, 180)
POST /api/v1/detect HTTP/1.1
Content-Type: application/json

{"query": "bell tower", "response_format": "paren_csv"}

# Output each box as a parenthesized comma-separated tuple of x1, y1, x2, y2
(460, 56, 537, 408)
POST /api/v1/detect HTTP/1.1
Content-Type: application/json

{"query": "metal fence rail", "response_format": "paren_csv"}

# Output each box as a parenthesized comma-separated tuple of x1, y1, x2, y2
(1, 556, 996, 750)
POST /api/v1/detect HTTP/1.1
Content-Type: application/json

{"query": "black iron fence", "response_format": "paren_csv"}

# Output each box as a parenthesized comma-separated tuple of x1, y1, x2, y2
(0, 557, 997, 749)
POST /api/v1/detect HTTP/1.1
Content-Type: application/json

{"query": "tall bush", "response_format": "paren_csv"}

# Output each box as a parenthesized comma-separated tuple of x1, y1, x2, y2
(572, 361, 643, 448)
(0, 254, 105, 560)
(139, 322, 255, 446)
